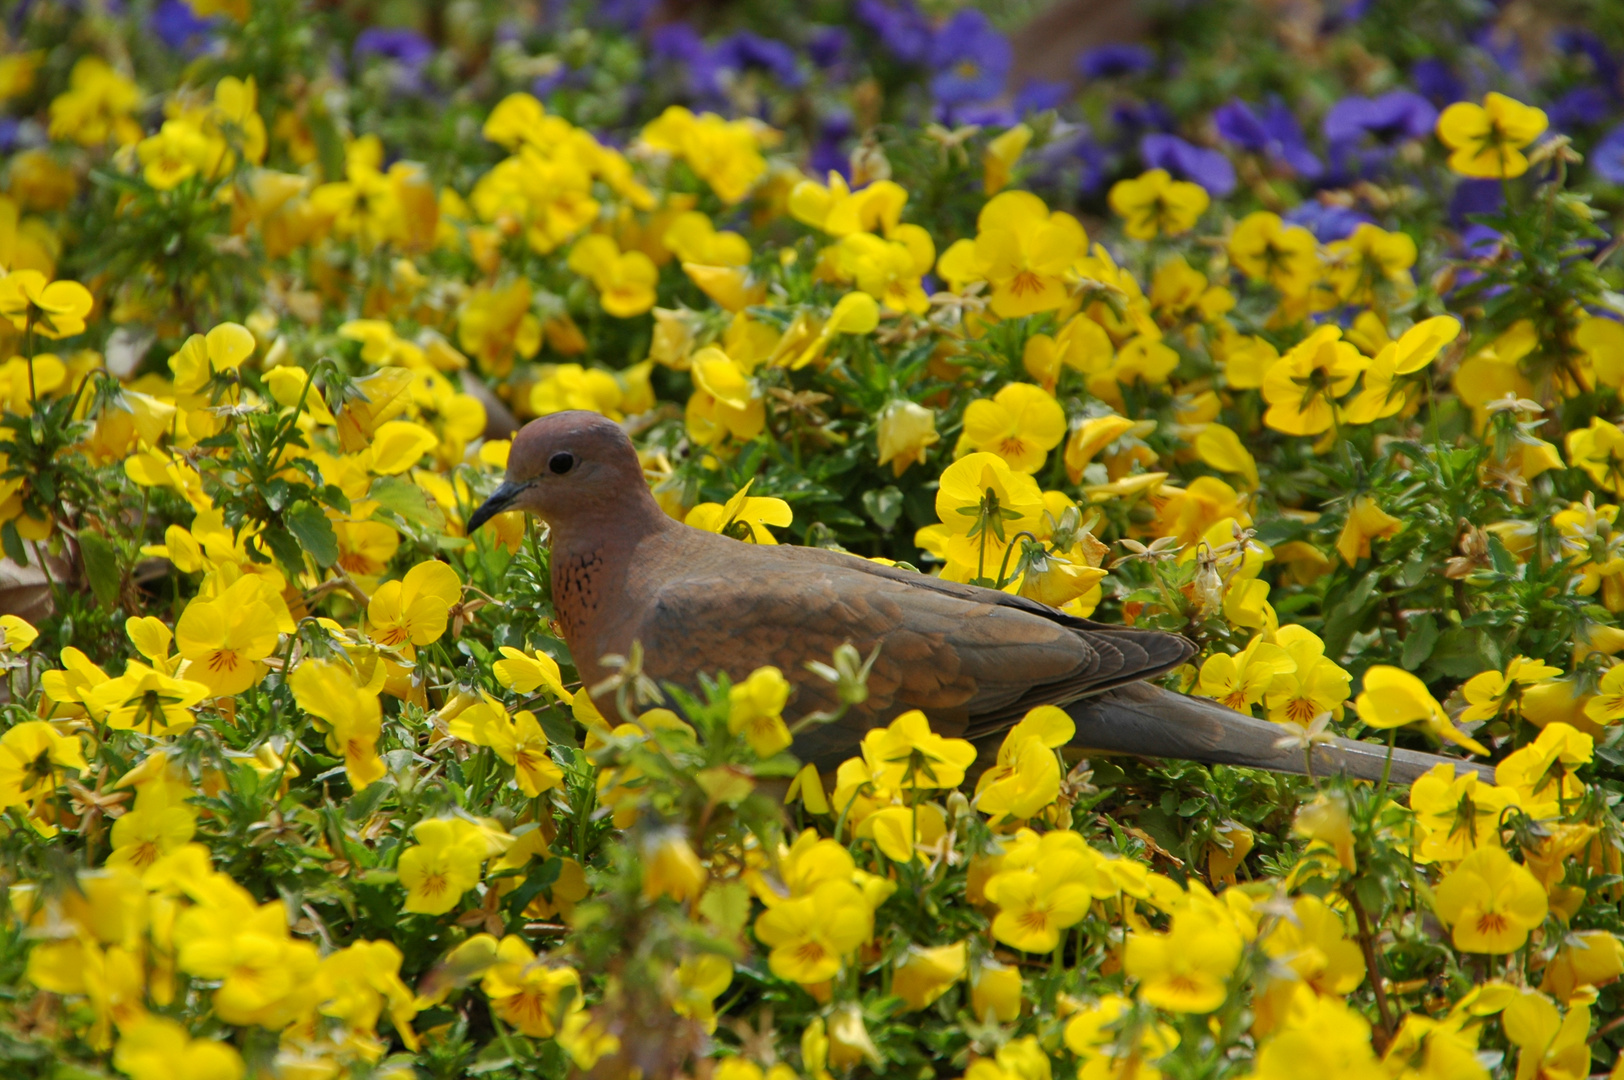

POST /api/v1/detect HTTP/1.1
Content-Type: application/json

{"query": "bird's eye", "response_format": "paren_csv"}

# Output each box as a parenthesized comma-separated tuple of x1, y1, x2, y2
(549, 451, 575, 475)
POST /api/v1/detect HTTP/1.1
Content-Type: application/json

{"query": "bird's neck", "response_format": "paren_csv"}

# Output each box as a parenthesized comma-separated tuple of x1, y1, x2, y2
(547, 492, 677, 669)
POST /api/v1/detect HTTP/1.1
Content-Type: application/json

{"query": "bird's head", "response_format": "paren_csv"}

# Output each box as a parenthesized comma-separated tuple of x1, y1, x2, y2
(466, 410, 643, 532)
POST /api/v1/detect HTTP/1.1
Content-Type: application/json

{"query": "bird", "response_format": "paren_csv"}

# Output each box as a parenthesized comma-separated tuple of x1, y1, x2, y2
(467, 410, 1488, 785)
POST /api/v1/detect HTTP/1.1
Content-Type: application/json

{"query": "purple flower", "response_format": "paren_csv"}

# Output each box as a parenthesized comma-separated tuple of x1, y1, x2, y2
(1284, 202, 1372, 242)
(354, 28, 435, 68)
(1140, 133, 1235, 196)
(1014, 79, 1068, 115)
(1323, 90, 1437, 145)
(151, 0, 217, 52)
(856, 0, 933, 64)
(1111, 100, 1174, 141)
(1555, 29, 1620, 92)
(532, 67, 572, 99)
(597, 0, 659, 31)
(1550, 86, 1612, 130)
(808, 27, 849, 69)
(810, 113, 853, 179)
(1213, 97, 1322, 179)
(651, 22, 708, 65)
(1449, 179, 1503, 226)
(1076, 43, 1153, 79)
(929, 10, 1010, 105)
(1411, 58, 1464, 107)
(713, 31, 804, 88)
(1594, 123, 1624, 184)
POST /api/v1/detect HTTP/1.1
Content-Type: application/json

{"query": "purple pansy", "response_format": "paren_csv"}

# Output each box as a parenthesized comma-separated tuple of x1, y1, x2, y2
(1213, 97, 1323, 179)
(1594, 123, 1624, 184)
(1555, 29, 1620, 93)
(713, 32, 805, 88)
(354, 27, 435, 67)
(808, 27, 849, 69)
(1140, 133, 1236, 196)
(1412, 58, 1464, 107)
(810, 112, 853, 179)
(1550, 86, 1612, 130)
(1014, 79, 1068, 115)
(1284, 201, 1372, 242)
(1450, 179, 1504, 226)
(1323, 90, 1437, 145)
(1076, 43, 1153, 79)
(855, 0, 934, 64)
(151, 0, 218, 52)
(929, 10, 1011, 104)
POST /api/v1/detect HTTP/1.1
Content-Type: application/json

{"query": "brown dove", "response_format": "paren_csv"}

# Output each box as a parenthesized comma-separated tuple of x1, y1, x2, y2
(467, 411, 1487, 784)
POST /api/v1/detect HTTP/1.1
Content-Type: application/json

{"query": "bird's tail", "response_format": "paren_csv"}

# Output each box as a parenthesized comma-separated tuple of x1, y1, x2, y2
(1064, 682, 1493, 785)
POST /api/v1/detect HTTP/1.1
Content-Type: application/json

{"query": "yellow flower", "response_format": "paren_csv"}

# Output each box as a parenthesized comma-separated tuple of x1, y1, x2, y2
(729, 666, 794, 757)
(641, 828, 707, 903)
(893, 941, 967, 1010)
(970, 961, 1023, 1023)
(686, 478, 793, 544)
(174, 576, 281, 697)
(480, 935, 583, 1037)
(639, 106, 768, 205)
(1540, 930, 1624, 1003)
(0, 614, 37, 652)
(1228, 211, 1319, 296)
(686, 346, 766, 445)
(448, 693, 565, 797)
(458, 280, 542, 377)
(1408, 763, 1518, 863)
(861, 709, 977, 790)
(937, 191, 1086, 319)
(567, 234, 659, 318)
(984, 862, 1095, 953)
(1434, 846, 1548, 953)
(1503, 992, 1590, 1080)
(876, 400, 940, 477)
(397, 817, 489, 915)
(1585, 664, 1624, 725)
(974, 706, 1073, 823)
(1260, 894, 1365, 996)
(0, 270, 93, 338)
(0, 720, 87, 815)
(962, 382, 1068, 474)
(288, 658, 388, 791)
(1109, 169, 1210, 240)
(1194, 423, 1259, 487)
(753, 879, 872, 984)
(836, 227, 934, 314)
(1460, 655, 1563, 724)
(493, 646, 573, 702)
(1064, 994, 1179, 1075)
(1261, 325, 1367, 436)
(90, 663, 212, 737)
(1196, 635, 1295, 714)
(1494, 722, 1592, 817)
(983, 123, 1032, 195)
(1263, 625, 1351, 724)
(1437, 92, 1549, 179)
(168, 322, 256, 396)
(136, 119, 217, 190)
(106, 801, 197, 874)
(662, 210, 751, 266)
(367, 560, 463, 653)
(1356, 664, 1489, 755)
(113, 1016, 244, 1080)
(47, 57, 141, 147)
(1123, 906, 1244, 1013)
(1566, 416, 1624, 495)
(1336, 495, 1403, 566)
(1325, 223, 1416, 305)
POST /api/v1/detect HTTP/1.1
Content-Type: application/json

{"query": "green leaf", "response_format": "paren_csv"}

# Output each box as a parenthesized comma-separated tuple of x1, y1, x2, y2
(1400, 614, 1439, 671)
(505, 858, 563, 916)
(79, 531, 122, 610)
(369, 476, 447, 533)
(285, 501, 340, 567)
(1, 521, 24, 567)
(861, 486, 904, 531)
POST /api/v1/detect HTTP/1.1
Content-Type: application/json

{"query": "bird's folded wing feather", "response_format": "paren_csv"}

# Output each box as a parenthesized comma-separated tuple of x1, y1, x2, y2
(631, 549, 1190, 766)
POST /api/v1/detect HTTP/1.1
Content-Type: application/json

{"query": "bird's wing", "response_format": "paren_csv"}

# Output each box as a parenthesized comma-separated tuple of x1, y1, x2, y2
(630, 545, 1191, 766)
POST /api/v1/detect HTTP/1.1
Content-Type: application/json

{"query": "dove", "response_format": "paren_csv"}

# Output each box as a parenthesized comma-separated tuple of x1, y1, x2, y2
(467, 411, 1488, 784)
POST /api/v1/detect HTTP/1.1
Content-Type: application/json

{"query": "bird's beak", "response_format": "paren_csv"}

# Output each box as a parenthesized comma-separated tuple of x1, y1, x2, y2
(467, 480, 528, 533)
